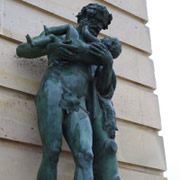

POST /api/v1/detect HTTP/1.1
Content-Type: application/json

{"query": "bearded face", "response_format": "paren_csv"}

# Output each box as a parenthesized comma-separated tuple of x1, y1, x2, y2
(76, 3, 112, 36)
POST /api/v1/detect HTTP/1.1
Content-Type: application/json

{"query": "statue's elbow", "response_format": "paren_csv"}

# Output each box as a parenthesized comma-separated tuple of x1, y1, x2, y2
(16, 44, 27, 57)
(16, 46, 22, 57)
(16, 44, 33, 58)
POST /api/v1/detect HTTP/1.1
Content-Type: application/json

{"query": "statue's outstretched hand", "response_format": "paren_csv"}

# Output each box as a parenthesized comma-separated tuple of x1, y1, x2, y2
(57, 44, 79, 61)
(89, 42, 113, 66)
(57, 42, 89, 62)
(56, 41, 112, 66)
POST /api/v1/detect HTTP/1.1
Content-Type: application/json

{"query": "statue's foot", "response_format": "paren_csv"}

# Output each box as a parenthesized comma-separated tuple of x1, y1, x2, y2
(44, 25, 49, 35)
(26, 34, 34, 47)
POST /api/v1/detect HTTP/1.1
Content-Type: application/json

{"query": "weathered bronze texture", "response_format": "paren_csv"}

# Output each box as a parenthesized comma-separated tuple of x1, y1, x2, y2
(16, 3, 121, 180)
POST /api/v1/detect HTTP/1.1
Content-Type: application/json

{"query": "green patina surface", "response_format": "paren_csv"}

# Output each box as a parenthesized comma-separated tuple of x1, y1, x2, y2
(16, 3, 121, 180)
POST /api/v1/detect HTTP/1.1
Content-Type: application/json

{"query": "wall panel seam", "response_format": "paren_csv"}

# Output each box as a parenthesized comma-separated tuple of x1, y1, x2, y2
(100, 0, 148, 23)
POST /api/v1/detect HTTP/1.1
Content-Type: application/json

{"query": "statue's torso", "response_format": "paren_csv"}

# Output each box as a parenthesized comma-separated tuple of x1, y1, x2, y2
(40, 34, 91, 98)
(41, 61, 90, 98)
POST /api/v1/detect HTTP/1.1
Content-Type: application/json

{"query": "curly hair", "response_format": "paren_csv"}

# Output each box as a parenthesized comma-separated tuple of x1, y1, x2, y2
(76, 3, 113, 30)
(101, 37, 122, 59)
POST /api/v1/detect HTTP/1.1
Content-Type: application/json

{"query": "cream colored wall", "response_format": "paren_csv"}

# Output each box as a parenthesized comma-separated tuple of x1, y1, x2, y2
(0, 0, 167, 179)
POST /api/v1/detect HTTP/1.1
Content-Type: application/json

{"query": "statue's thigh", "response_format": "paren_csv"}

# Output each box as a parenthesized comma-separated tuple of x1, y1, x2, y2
(36, 79, 64, 147)
(63, 109, 93, 155)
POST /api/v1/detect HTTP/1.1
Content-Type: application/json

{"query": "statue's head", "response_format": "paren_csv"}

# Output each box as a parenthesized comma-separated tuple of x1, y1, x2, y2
(76, 3, 112, 36)
(101, 37, 122, 59)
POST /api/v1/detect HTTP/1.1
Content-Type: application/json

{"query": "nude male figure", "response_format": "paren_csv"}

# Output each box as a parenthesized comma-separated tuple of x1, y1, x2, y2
(17, 4, 114, 180)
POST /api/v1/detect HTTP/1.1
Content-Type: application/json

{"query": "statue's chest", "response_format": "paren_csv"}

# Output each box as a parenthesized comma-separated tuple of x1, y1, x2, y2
(48, 63, 91, 97)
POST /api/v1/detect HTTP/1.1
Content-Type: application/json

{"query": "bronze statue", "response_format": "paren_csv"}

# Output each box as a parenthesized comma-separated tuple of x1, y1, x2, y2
(16, 3, 121, 180)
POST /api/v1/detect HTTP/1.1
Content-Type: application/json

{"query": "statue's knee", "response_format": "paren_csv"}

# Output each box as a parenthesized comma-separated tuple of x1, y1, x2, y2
(115, 176, 120, 180)
(113, 175, 120, 180)
(105, 139, 118, 153)
(44, 144, 61, 164)
(77, 150, 94, 168)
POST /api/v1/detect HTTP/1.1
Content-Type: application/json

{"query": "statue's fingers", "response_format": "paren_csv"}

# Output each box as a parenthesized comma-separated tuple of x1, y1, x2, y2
(90, 46, 102, 54)
(58, 51, 73, 60)
(58, 48, 72, 56)
(89, 50, 101, 57)
(90, 45, 100, 51)
(99, 43, 107, 51)
(90, 46, 105, 55)
(59, 47, 77, 59)
(60, 44, 78, 51)
(91, 42, 103, 48)
(59, 52, 72, 58)
(83, 25, 88, 32)
(91, 43, 106, 52)
(59, 47, 74, 56)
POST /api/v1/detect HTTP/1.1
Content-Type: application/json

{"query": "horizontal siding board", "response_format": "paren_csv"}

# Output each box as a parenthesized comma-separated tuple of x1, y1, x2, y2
(3, 0, 66, 43)
(119, 169, 167, 180)
(103, 0, 148, 22)
(0, 140, 74, 180)
(114, 45, 156, 89)
(2, 0, 151, 53)
(116, 121, 166, 170)
(0, 37, 47, 94)
(103, 9, 151, 54)
(113, 79, 161, 129)
(22, 0, 148, 22)
(0, 140, 166, 179)
(0, 89, 166, 170)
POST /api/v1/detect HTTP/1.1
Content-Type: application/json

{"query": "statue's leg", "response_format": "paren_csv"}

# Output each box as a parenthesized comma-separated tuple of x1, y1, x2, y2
(36, 78, 64, 180)
(93, 109, 120, 180)
(63, 103, 93, 180)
